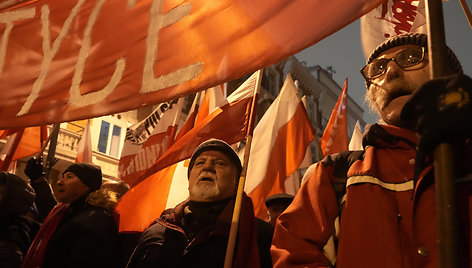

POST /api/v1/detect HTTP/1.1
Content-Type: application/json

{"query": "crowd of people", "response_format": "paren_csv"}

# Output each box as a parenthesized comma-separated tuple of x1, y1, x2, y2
(1, 32, 471, 267)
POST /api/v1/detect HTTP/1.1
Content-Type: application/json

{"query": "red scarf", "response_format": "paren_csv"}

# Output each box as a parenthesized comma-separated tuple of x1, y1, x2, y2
(22, 203, 70, 268)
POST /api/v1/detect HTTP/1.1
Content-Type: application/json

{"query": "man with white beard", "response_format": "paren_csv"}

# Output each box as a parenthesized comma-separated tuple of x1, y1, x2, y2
(127, 139, 273, 268)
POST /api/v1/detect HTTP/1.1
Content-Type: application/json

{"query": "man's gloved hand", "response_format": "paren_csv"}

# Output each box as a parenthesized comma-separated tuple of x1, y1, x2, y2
(25, 156, 45, 182)
(401, 74, 472, 153)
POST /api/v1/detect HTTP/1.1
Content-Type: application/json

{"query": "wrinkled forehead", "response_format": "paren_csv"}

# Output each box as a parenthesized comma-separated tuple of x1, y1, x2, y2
(196, 150, 232, 163)
(375, 44, 424, 60)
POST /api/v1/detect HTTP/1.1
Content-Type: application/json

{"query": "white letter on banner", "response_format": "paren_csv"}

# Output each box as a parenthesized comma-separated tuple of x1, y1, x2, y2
(0, 8, 36, 80)
(17, 1, 86, 116)
(68, 0, 125, 107)
(141, 0, 202, 94)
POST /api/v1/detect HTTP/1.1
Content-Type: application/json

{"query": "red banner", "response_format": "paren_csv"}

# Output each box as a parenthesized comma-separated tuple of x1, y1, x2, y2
(0, 0, 382, 129)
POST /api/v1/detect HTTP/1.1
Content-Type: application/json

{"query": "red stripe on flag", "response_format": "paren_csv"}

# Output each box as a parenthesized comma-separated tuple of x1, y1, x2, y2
(320, 78, 349, 156)
(116, 163, 178, 232)
(139, 97, 254, 184)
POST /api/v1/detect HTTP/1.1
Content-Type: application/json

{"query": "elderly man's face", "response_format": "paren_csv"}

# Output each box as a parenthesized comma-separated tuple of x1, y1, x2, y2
(366, 45, 430, 127)
(188, 150, 238, 202)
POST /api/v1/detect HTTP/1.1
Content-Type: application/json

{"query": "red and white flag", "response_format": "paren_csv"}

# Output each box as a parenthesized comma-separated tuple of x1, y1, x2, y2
(360, 0, 426, 59)
(118, 99, 184, 187)
(320, 78, 349, 156)
(75, 120, 92, 163)
(116, 86, 229, 232)
(245, 74, 315, 219)
(0, 0, 383, 129)
(349, 120, 364, 151)
(0, 126, 47, 171)
(138, 70, 262, 183)
(116, 161, 190, 232)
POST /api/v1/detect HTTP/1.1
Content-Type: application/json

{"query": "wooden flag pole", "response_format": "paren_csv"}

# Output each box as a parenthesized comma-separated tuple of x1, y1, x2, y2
(425, 0, 461, 267)
(458, 0, 472, 29)
(224, 70, 263, 268)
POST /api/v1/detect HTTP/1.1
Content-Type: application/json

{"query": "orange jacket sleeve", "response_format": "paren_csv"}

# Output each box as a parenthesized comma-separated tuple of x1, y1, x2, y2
(271, 162, 339, 268)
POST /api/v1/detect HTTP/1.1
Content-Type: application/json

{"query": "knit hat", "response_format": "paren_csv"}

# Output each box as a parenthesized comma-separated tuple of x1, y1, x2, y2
(0, 172, 36, 215)
(365, 33, 463, 87)
(62, 163, 102, 191)
(188, 139, 242, 178)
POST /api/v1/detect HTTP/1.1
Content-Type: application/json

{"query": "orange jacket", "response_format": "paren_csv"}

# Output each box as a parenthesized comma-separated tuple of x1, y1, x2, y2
(272, 124, 472, 268)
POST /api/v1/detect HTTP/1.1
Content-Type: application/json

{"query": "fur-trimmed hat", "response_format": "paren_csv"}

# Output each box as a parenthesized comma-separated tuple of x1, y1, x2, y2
(63, 163, 102, 191)
(365, 33, 463, 87)
(188, 139, 242, 178)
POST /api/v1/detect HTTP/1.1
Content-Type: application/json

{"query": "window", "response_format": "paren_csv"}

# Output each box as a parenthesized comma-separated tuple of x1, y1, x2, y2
(97, 121, 122, 157)
(98, 121, 110, 153)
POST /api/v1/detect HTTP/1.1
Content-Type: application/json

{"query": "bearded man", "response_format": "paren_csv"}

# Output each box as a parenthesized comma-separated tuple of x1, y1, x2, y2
(126, 139, 273, 268)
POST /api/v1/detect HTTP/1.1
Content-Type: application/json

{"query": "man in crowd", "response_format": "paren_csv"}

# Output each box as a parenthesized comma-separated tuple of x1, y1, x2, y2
(264, 193, 294, 227)
(0, 172, 39, 267)
(271, 33, 472, 267)
(126, 138, 273, 268)
(23, 161, 121, 267)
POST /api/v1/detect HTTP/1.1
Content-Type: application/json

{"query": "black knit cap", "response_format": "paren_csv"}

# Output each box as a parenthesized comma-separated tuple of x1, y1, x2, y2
(365, 33, 463, 87)
(188, 139, 242, 178)
(62, 163, 102, 191)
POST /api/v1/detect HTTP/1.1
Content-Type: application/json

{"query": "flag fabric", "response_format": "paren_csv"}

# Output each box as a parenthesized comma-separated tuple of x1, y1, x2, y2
(75, 120, 92, 163)
(360, 0, 425, 59)
(0, 130, 23, 171)
(137, 70, 262, 184)
(116, 86, 227, 232)
(0, 0, 383, 129)
(349, 120, 364, 151)
(0, 126, 47, 171)
(320, 78, 349, 156)
(246, 74, 315, 219)
(282, 95, 314, 195)
(116, 161, 189, 232)
(118, 99, 183, 187)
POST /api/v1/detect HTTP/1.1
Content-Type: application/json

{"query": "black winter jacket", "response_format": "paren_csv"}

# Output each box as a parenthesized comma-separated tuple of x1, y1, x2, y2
(127, 197, 273, 268)
(41, 195, 121, 268)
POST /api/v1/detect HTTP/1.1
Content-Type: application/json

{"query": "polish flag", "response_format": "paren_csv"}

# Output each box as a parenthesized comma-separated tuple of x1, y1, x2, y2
(360, 0, 425, 60)
(116, 86, 228, 232)
(137, 70, 262, 184)
(75, 120, 92, 163)
(246, 74, 315, 219)
(0, 126, 47, 171)
(320, 78, 349, 156)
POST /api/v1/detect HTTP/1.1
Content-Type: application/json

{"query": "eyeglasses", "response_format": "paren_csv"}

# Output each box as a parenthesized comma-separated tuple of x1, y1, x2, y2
(361, 47, 425, 80)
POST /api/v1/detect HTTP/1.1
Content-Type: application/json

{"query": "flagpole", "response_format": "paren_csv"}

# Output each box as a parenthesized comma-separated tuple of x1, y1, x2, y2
(458, 0, 472, 29)
(37, 125, 58, 158)
(425, 0, 460, 267)
(224, 70, 263, 268)
(300, 85, 323, 161)
(44, 124, 61, 180)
